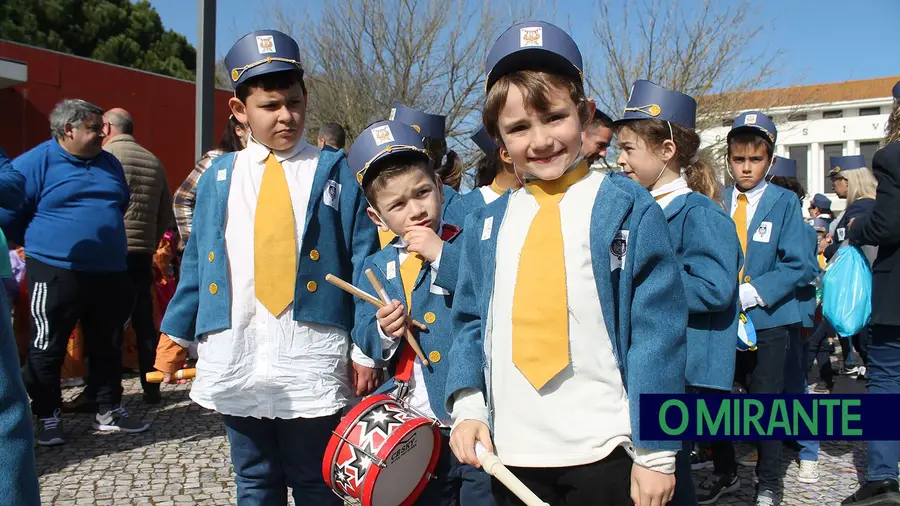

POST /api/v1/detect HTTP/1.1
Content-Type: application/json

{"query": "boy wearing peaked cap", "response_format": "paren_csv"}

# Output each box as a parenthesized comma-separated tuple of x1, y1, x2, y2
(151, 29, 380, 505)
(445, 21, 687, 506)
(349, 120, 495, 505)
(701, 113, 818, 506)
(822, 155, 877, 261)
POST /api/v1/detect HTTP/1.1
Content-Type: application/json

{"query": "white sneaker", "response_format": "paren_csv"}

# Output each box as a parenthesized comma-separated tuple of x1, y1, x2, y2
(798, 460, 819, 484)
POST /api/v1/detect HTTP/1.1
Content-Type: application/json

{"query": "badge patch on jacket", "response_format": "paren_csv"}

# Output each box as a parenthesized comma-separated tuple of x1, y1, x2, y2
(324, 180, 341, 210)
(836, 227, 846, 242)
(753, 221, 773, 243)
(609, 230, 630, 271)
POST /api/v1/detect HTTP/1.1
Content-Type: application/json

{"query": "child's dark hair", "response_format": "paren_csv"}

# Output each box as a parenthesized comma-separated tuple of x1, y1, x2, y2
(216, 116, 245, 152)
(235, 70, 306, 103)
(483, 70, 591, 146)
(362, 152, 437, 206)
(474, 150, 501, 188)
(616, 119, 721, 201)
(423, 137, 463, 191)
(769, 176, 807, 201)
(727, 131, 774, 160)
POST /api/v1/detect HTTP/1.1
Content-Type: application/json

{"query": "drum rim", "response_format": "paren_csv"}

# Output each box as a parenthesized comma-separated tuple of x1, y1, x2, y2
(362, 418, 440, 506)
(322, 394, 394, 490)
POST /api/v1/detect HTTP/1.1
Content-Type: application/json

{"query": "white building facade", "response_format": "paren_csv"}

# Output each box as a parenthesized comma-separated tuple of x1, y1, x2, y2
(700, 76, 897, 212)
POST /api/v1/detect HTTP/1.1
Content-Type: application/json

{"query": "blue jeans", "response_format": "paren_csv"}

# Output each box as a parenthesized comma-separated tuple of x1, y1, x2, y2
(0, 290, 40, 505)
(865, 325, 900, 483)
(417, 429, 496, 505)
(784, 329, 819, 461)
(222, 413, 342, 506)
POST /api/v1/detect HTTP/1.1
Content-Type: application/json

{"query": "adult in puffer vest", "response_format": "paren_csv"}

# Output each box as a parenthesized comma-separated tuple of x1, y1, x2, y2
(103, 107, 174, 404)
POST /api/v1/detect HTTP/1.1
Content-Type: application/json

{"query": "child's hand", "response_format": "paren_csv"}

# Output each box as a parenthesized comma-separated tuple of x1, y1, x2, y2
(351, 361, 383, 396)
(630, 463, 675, 506)
(449, 420, 494, 468)
(404, 225, 444, 263)
(818, 235, 832, 254)
(153, 334, 189, 384)
(376, 300, 407, 339)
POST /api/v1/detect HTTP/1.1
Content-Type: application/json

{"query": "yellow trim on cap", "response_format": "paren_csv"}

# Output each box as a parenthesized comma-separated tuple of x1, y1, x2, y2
(355, 145, 429, 186)
(624, 104, 662, 117)
(231, 57, 303, 82)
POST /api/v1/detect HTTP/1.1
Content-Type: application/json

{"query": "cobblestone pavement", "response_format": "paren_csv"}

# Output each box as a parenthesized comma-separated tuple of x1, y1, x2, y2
(37, 375, 872, 505)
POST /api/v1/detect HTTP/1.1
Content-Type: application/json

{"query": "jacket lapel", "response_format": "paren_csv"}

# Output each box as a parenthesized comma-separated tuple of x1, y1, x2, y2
(480, 194, 509, 309)
(723, 186, 734, 214)
(214, 153, 237, 227)
(372, 246, 405, 303)
(590, 176, 632, 343)
(303, 149, 339, 235)
(748, 186, 781, 238)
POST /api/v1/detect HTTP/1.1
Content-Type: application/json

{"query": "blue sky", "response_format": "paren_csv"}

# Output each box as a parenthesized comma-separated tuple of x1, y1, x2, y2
(149, 0, 898, 88)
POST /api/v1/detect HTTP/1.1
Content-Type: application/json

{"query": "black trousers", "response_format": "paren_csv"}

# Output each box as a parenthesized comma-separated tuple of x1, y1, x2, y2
(806, 321, 834, 388)
(124, 253, 159, 394)
(492, 447, 632, 506)
(709, 325, 792, 492)
(22, 258, 132, 417)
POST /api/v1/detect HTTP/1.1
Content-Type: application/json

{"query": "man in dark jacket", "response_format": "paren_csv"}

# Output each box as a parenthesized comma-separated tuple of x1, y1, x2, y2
(843, 141, 900, 505)
(103, 107, 173, 404)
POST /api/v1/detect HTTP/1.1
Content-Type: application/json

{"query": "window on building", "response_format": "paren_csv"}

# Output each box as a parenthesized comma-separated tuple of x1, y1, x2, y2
(822, 110, 843, 119)
(859, 107, 881, 116)
(823, 143, 844, 193)
(788, 145, 809, 189)
(787, 112, 807, 122)
(860, 141, 880, 169)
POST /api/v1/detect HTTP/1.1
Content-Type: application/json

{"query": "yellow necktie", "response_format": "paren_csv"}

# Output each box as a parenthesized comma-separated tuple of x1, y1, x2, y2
(254, 153, 297, 316)
(734, 193, 749, 279)
(400, 253, 424, 313)
(512, 162, 589, 390)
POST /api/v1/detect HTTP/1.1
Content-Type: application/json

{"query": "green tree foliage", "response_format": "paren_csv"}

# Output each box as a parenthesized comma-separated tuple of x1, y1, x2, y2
(0, 0, 196, 80)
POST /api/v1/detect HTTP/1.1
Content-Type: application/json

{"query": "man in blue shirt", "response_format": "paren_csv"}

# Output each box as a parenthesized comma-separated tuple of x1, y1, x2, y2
(0, 99, 150, 447)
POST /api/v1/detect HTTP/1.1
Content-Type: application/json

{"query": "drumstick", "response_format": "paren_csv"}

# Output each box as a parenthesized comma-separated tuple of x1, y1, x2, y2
(324, 274, 428, 331)
(476, 443, 549, 506)
(145, 369, 196, 383)
(365, 269, 429, 367)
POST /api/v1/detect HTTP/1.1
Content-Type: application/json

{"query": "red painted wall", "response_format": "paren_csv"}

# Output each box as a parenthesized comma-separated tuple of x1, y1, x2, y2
(0, 41, 233, 192)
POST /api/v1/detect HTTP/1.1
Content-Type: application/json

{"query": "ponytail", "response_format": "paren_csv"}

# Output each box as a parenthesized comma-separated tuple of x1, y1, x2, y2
(683, 157, 721, 202)
(437, 149, 464, 191)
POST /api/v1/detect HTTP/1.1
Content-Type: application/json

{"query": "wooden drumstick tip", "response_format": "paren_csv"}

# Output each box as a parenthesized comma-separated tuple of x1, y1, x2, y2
(145, 368, 196, 383)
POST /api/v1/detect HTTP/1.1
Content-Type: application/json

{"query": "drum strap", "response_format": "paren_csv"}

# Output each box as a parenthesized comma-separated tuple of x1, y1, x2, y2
(394, 223, 460, 387)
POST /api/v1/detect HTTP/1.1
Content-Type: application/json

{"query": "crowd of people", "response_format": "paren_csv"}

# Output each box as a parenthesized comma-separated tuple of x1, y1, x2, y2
(0, 20, 897, 506)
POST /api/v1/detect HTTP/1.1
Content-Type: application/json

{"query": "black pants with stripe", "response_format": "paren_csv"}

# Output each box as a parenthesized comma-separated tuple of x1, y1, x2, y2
(22, 257, 132, 417)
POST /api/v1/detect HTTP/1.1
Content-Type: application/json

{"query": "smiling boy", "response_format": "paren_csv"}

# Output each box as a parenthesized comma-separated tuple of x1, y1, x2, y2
(445, 21, 687, 506)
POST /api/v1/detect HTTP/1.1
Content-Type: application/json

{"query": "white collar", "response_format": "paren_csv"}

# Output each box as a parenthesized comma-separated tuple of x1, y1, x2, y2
(650, 177, 689, 197)
(246, 135, 310, 164)
(736, 179, 768, 205)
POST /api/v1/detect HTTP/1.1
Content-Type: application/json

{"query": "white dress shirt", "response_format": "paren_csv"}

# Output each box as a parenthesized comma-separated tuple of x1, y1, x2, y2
(730, 181, 768, 309)
(452, 169, 676, 472)
(651, 177, 692, 209)
(182, 138, 365, 419)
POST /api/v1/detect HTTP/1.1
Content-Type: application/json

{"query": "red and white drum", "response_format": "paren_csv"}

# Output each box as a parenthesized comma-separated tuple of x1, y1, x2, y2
(323, 394, 440, 506)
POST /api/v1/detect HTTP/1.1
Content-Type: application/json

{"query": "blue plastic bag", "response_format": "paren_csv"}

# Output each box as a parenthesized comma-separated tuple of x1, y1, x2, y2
(822, 246, 872, 338)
